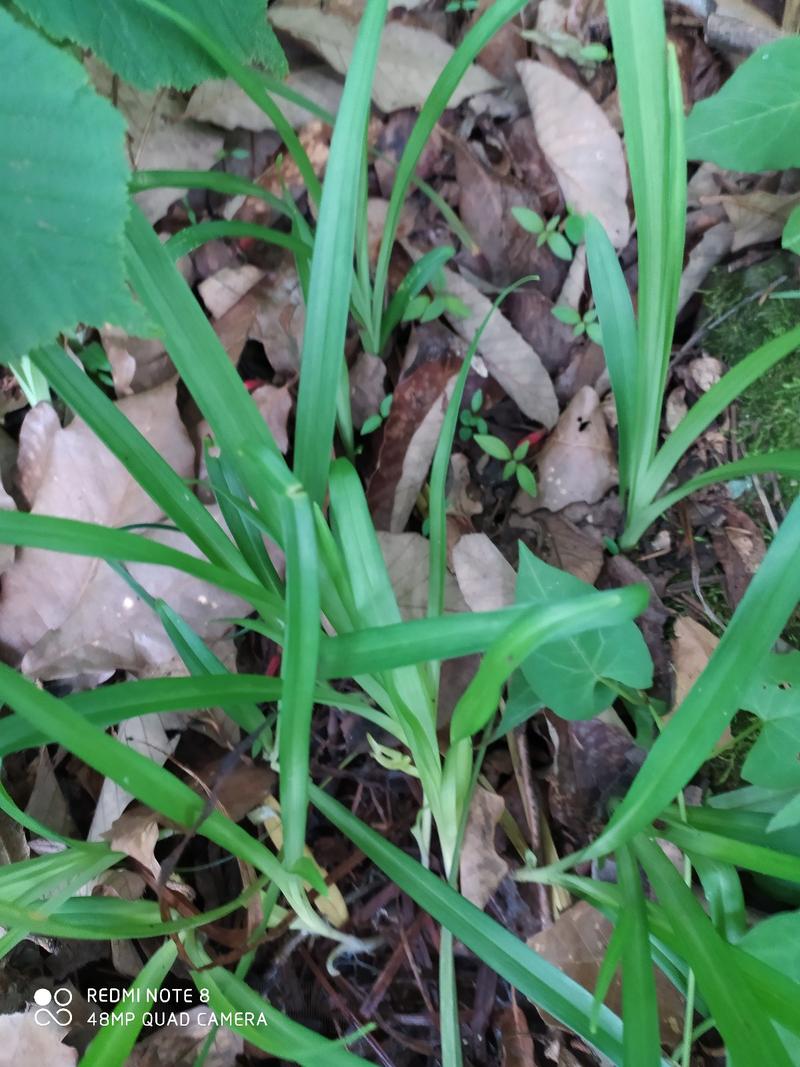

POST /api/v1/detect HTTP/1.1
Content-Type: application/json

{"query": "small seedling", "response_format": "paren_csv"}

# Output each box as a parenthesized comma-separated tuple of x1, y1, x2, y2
(458, 388, 488, 441)
(521, 28, 609, 69)
(512, 205, 585, 262)
(360, 392, 393, 435)
(474, 434, 538, 495)
(551, 304, 602, 344)
(403, 267, 471, 324)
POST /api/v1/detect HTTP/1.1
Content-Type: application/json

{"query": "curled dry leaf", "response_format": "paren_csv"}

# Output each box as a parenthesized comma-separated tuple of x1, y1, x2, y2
(716, 191, 800, 252)
(0, 1012, 77, 1066)
(349, 351, 387, 430)
(99, 326, 172, 398)
(440, 267, 559, 427)
(678, 220, 735, 312)
(517, 61, 630, 249)
(251, 384, 293, 454)
(107, 807, 161, 881)
(89, 60, 223, 223)
(534, 386, 617, 511)
(25, 749, 75, 838)
(687, 354, 724, 393)
(269, 6, 499, 112)
(497, 998, 537, 1067)
(460, 786, 509, 910)
(711, 503, 766, 608)
(187, 67, 343, 131)
(671, 616, 719, 709)
(198, 265, 265, 319)
(0, 383, 194, 663)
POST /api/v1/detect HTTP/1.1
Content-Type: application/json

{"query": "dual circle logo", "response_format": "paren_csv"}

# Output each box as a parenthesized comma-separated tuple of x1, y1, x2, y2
(33, 987, 73, 1026)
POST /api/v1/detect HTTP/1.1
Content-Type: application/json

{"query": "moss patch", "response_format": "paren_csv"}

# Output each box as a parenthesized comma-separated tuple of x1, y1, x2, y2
(699, 254, 800, 497)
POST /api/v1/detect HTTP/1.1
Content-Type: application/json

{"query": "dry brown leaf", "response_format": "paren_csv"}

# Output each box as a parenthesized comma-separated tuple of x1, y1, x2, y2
(460, 786, 509, 909)
(671, 616, 719, 708)
(21, 521, 249, 681)
(378, 532, 467, 620)
(528, 901, 684, 1045)
(452, 533, 515, 612)
(535, 386, 617, 511)
(99, 327, 172, 398)
(270, 7, 499, 112)
(665, 385, 688, 432)
(497, 998, 538, 1067)
(126, 1006, 243, 1067)
(89, 716, 179, 841)
(187, 67, 343, 131)
(251, 384, 293, 454)
(15, 400, 59, 508)
(107, 808, 161, 881)
(716, 191, 800, 252)
(199, 265, 265, 319)
(440, 268, 559, 427)
(687, 354, 724, 393)
(89, 61, 223, 223)
(0, 383, 194, 663)
(536, 513, 603, 585)
(0, 808, 29, 866)
(349, 352, 387, 429)
(0, 1012, 77, 1066)
(25, 749, 74, 838)
(711, 503, 766, 608)
(678, 220, 735, 312)
(517, 61, 629, 249)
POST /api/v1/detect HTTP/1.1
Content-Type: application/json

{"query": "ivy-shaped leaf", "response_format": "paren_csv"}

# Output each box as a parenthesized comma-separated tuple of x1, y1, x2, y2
(12, 0, 287, 90)
(686, 37, 800, 172)
(514, 544, 652, 720)
(741, 652, 800, 827)
(0, 9, 137, 361)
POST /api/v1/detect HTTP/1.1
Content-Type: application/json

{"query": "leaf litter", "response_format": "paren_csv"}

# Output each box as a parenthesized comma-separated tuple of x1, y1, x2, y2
(2, 4, 796, 1064)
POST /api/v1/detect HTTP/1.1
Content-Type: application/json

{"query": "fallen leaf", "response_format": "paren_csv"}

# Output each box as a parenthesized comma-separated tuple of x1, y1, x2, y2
(671, 616, 719, 709)
(15, 400, 60, 508)
(715, 191, 800, 252)
(269, 7, 499, 112)
(0, 808, 29, 866)
(233, 121, 330, 229)
(452, 533, 515, 612)
(25, 749, 75, 838)
(368, 342, 462, 531)
(665, 385, 688, 432)
(440, 267, 559, 427)
(89, 60, 224, 223)
(251, 384, 293, 454)
(711, 503, 766, 608)
(527, 901, 683, 1045)
(89, 716, 179, 842)
(678, 220, 735, 312)
(688, 354, 724, 393)
(517, 60, 629, 249)
(100, 327, 172, 398)
(378, 532, 467, 620)
(127, 1006, 243, 1067)
(198, 265, 266, 319)
(187, 67, 343, 131)
(534, 386, 617, 510)
(107, 807, 161, 881)
(0, 1012, 77, 1066)
(21, 519, 250, 681)
(349, 351, 387, 430)
(497, 998, 538, 1067)
(460, 786, 509, 909)
(0, 383, 194, 663)
(536, 513, 603, 585)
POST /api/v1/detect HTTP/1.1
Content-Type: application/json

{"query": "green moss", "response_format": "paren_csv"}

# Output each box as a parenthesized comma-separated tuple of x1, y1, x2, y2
(699, 255, 800, 497)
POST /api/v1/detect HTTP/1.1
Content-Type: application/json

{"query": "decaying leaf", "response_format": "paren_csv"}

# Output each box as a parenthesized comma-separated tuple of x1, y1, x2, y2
(440, 268, 559, 427)
(528, 901, 684, 1045)
(0, 383, 194, 663)
(89, 60, 223, 223)
(127, 1006, 243, 1067)
(107, 807, 161, 881)
(99, 327, 172, 398)
(198, 265, 266, 319)
(349, 351, 387, 430)
(534, 386, 617, 510)
(187, 67, 343, 131)
(536, 513, 603, 586)
(452, 533, 515, 612)
(0, 808, 29, 866)
(270, 7, 499, 112)
(678, 220, 734, 312)
(0, 1012, 77, 1066)
(517, 61, 629, 249)
(671, 616, 719, 708)
(716, 191, 800, 252)
(25, 749, 74, 838)
(379, 532, 467, 620)
(711, 504, 766, 608)
(251, 384, 293, 455)
(460, 786, 509, 909)
(497, 998, 537, 1067)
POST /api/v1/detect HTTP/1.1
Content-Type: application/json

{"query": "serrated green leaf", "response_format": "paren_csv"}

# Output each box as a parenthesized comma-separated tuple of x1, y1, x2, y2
(475, 434, 512, 461)
(783, 205, 800, 256)
(515, 544, 652, 719)
(0, 9, 135, 360)
(13, 0, 287, 89)
(547, 231, 574, 261)
(511, 206, 544, 234)
(686, 37, 800, 171)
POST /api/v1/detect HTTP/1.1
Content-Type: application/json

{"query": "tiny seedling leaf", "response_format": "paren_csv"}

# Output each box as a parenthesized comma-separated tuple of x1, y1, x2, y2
(547, 232, 574, 261)
(552, 305, 582, 326)
(475, 434, 513, 461)
(515, 464, 537, 496)
(511, 206, 544, 234)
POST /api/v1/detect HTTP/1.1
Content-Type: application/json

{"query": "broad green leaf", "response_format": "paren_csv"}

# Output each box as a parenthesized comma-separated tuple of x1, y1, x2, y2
(784, 205, 800, 255)
(734, 910, 800, 1062)
(13, 0, 287, 89)
(515, 544, 652, 719)
(686, 38, 800, 171)
(744, 719, 800, 791)
(743, 652, 800, 722)
(0, 9, 135, 361)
